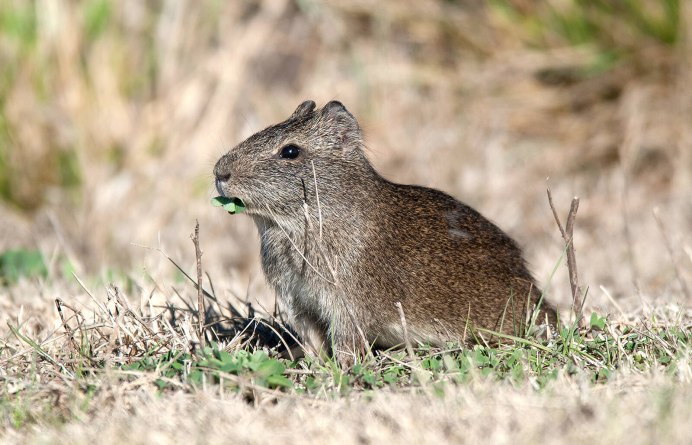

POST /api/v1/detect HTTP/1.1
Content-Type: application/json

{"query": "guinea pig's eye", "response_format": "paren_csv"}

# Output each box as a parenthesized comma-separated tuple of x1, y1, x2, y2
(279, 144, 301, 159)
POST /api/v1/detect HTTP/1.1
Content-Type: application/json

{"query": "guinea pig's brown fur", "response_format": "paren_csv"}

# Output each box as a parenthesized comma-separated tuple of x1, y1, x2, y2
(214, 100, 557, 366)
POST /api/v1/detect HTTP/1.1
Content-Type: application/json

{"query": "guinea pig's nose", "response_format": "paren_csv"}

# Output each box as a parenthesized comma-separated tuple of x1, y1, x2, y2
(214, 172, 230, 195)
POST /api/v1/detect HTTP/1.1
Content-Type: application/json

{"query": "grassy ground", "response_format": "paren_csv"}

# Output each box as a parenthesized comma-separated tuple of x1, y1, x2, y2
(1, 1, 691, 443)
(1, 272, 689, 444)
(1, 275, 689, 444)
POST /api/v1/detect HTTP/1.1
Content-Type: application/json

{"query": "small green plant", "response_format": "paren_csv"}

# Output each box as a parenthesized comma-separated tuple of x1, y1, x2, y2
(589, 312, 607, 330)
(211, 196, 246, 214)
(0, 249, 48, 284)
(123, 344, 292, 391)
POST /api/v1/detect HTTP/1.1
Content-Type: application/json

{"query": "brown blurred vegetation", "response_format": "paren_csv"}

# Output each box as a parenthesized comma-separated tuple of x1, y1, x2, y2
(0, 0, 690, 309)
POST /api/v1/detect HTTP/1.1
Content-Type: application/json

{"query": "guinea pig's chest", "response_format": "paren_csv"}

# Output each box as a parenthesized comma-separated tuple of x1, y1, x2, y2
(256, 223, 330, 282)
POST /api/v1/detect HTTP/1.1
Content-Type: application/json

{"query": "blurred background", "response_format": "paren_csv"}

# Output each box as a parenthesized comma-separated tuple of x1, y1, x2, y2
(0, 0, 690, 313)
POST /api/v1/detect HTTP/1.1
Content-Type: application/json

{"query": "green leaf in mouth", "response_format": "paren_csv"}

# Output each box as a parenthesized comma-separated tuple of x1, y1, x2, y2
(211, 196, 246, 214)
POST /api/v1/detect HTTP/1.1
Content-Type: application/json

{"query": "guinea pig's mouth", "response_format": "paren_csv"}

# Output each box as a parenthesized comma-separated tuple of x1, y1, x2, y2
(214, 177, 248, 209)
(211, 195, 247, 214)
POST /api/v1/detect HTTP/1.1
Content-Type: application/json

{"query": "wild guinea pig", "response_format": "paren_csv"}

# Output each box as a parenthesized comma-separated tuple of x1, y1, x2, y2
(214, 100, 557, 367)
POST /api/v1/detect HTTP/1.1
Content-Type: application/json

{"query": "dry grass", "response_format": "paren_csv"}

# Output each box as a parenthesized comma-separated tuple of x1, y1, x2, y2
(1, 269, 689, 443)
(1, 0, 691, 442)
(2, 375, 690, 445)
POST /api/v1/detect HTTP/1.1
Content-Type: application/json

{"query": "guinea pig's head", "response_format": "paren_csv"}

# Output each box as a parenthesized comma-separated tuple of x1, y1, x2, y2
(213, 100, 368, 222)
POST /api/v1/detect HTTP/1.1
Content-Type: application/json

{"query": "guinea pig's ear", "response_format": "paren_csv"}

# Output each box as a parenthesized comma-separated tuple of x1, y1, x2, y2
(290, 100, 316, 119)
(320, 101, 362, 148)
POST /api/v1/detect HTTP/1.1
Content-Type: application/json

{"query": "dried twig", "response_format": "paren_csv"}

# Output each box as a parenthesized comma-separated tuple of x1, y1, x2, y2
(395, 302, 416, 360)
(302, 166, 339, 285)
(191, 221, 205, 350)
(55, 298, 79, 353)
(302, 202, 339, 285)
(547, 188, 584, 326)
(311, 160, 324, 240)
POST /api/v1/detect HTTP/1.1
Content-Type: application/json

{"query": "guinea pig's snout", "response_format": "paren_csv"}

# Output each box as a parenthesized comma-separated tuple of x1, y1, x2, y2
(214, 172, 231, 196)
(213, 161, 232, 196)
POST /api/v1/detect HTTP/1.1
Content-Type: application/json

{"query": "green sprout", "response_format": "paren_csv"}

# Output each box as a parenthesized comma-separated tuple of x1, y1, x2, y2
(211, 196, 246, 214)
